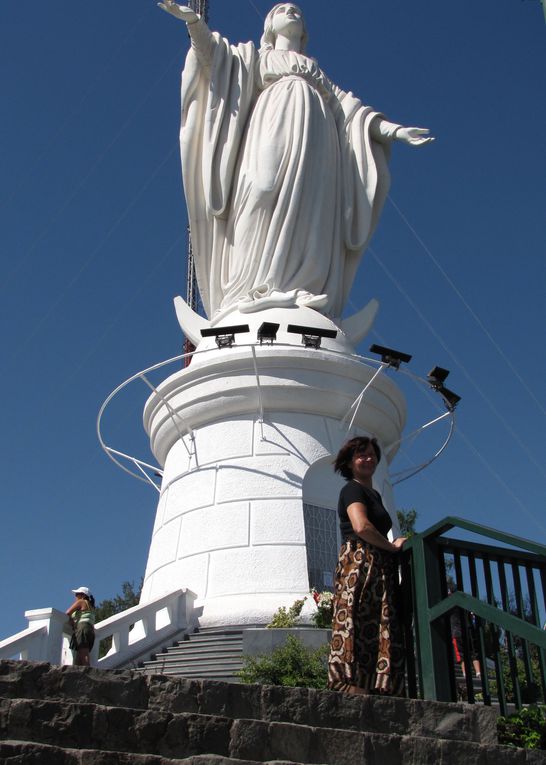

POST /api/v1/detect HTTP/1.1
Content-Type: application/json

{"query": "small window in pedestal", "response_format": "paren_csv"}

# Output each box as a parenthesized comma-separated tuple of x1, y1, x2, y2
(303, 502, 340, 593)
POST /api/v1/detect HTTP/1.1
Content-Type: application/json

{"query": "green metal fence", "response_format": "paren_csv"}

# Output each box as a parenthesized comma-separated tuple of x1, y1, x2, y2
(401, 517, 546, 715)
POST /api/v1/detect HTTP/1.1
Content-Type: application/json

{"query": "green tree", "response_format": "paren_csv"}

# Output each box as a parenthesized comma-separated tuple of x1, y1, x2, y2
(95, 579, 142, 657)
(397, 508, 418, 537)
(95, 579, 142, 622)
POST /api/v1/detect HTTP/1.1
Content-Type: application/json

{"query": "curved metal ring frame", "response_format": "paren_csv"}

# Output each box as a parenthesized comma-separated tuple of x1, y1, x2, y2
(97, 343, 457, 492)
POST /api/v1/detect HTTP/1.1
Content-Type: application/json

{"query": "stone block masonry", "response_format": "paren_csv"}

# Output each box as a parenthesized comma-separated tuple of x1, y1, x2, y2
(1, 659, 542, 763)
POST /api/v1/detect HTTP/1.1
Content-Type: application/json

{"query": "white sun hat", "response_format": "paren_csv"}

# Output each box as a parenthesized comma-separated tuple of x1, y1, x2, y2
(72, 586, 91, 597)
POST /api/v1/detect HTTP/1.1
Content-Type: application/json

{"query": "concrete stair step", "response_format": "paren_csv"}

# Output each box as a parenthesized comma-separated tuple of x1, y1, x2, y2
(141, 662, 242, 682)
(141, 629, 245, 681)
(195, 626, 252, 633)
(143, 669, 241, 681)
(180, 639, 243, 649)
(145, 655, 244, 668)
(0, 696, 529, 765)
(185, 632, 243, 640)
(155, 646, 243, 659)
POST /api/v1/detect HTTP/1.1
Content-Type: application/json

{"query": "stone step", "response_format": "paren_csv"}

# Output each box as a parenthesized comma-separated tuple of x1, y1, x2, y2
(142, 666, 243, 680)
(195, 626, 254, 633)
(180, 639, 243, 650)
(153, 645, 243, 660)
(184, 630, 243, 643)
(142, 629, 245, 681)
(142, 663, 243, 678)
(0, 696, 530, 765)
(0, 660, 497, 745)
(143, 647, 244, 679)
(145, 654, 244, 669)
(0, 740, 299, 765)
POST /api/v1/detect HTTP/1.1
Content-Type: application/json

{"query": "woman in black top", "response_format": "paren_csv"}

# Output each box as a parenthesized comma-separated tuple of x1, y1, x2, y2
(327, 436, 407, 695)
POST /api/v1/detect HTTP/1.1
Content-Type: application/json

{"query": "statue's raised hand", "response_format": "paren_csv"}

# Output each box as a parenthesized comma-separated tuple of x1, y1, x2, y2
(158, 1, 199, 23)
(395, 127, 435, 146)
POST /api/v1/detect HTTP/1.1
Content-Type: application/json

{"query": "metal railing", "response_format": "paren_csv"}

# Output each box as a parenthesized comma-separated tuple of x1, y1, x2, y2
(401, 517, 546, 714)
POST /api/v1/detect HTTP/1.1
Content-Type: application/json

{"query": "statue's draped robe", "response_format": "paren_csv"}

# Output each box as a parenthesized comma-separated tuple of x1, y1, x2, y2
(181, 35, 391, 320)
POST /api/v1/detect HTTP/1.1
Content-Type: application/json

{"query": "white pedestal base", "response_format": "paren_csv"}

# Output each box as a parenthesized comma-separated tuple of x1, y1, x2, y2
(140, 307, 406, 627)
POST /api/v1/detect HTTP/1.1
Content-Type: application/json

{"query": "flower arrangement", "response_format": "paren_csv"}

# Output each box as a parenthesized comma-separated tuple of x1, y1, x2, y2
(311, 589, 334, 629)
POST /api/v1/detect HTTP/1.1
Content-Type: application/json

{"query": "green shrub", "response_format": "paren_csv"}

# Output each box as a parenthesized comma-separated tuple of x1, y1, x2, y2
(497, 705, 546, 749)
(267, 598, 306, 628)
(311, 590, 333, 629)
(488, 652, 543, 705)
(237, 635, 329, 689)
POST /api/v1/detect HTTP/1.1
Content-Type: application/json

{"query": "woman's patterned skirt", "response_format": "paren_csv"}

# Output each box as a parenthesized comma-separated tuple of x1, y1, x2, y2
(327, 540, 405, 695)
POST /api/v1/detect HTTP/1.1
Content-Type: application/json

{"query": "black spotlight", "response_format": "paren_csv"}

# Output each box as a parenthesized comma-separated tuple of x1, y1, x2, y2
(287, 324, 338, 349)
(257, 322, 280, 344)
(369, 344, 412, 369)
(200, 324, 250, 349)
(438, 386, 461, 411)
(428, 366, 450, 388)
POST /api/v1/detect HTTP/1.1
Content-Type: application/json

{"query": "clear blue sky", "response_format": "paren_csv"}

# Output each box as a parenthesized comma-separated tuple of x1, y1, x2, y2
(1, 1, 544, 639)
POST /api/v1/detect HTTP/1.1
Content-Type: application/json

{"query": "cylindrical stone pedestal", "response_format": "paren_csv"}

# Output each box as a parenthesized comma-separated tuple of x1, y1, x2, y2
(140, 307, 406, 627)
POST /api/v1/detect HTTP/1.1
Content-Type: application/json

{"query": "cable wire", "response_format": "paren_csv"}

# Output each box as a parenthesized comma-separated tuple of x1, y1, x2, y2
(388, 195, 545, 419)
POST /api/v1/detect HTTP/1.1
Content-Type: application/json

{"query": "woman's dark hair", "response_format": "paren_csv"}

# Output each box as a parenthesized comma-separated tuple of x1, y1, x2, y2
(80, 593, 96, 609)
(333, 437, 381, 480)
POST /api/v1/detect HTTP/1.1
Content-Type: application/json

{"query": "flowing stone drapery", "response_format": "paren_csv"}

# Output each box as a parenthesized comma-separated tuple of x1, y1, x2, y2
(180, 31, 391, 321)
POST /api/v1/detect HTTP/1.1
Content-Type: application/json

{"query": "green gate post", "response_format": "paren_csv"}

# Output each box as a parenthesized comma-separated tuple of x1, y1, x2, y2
(411, 534, 453, 701)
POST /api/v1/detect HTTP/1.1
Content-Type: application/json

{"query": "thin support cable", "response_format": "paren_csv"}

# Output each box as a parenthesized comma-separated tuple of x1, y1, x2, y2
(388, 195, 546, 419)
(140, 373, 194, 456)
(369, 246, 546, 480)
(384, 411, 451, 458)
(341, 365, 386, 433)
(391, 413, 456, 485)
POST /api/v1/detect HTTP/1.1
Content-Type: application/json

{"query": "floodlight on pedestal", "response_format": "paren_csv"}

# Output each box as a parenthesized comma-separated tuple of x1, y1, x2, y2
(257, 322, 280, 344)
(369, 344, 412, 369)
(438, 386, 461, 411)
(426, 366, 460, 410)
(286, 324, 338, 349)
(200, 324, 250, 349)
(427, 366, 450, 388)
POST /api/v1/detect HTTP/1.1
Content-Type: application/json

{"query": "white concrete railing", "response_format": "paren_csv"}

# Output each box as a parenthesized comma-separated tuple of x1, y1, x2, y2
(0, 589, 196, 669)
(92, 588, 196, 669)
(0, 608, 67, 664)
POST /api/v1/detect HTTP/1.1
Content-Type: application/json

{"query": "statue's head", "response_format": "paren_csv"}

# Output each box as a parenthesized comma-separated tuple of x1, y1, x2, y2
(260, 4, 308, 53)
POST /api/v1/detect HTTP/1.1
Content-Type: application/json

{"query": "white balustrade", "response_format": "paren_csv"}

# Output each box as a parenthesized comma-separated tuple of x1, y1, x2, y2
(93, 588, 196, 669)
(0, 608, 67, 665)
(0, 589, 196, 669)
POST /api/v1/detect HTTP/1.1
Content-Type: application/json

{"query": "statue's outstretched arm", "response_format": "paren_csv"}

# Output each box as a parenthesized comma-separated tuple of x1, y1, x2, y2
(371, 117, 435, 146)
(393, 126, 435, 146)
(158, 1, 215, 70)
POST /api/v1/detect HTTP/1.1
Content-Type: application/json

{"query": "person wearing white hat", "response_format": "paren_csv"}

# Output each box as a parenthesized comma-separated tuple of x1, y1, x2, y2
(66, 586, 96, 666)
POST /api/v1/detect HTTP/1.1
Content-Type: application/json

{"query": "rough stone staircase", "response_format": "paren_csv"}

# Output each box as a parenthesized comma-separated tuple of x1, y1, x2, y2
(1, 659, 542, 764)
(141, 627, 244, 682)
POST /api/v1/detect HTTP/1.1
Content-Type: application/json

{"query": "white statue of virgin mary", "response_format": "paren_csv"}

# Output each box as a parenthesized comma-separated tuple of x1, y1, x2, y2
(160, 2, 433, 322)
